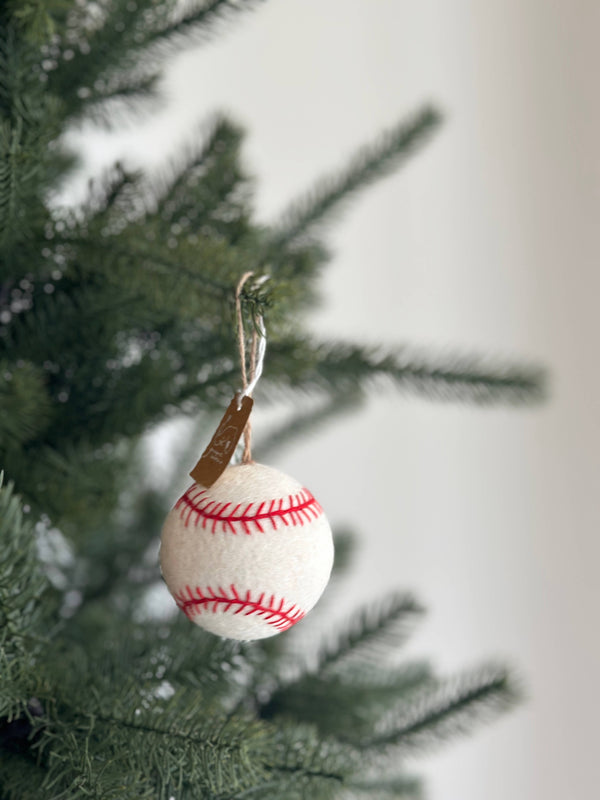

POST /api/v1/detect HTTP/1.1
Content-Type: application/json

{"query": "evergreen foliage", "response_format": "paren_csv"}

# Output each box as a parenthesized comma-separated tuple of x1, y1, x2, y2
(0, 2, 539, 797)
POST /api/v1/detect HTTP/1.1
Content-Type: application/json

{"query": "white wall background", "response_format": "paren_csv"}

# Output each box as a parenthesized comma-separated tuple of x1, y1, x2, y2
(68, 2, 600, 798)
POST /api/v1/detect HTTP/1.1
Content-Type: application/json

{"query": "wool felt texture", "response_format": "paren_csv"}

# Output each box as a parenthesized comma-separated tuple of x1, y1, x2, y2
(160, 463, 334, 640)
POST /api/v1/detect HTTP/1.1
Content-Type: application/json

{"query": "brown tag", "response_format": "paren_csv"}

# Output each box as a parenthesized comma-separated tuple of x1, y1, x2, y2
(189, 395, 253, 487)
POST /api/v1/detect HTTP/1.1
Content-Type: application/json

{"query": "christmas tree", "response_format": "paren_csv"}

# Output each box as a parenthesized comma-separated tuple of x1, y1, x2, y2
(0, 2, 544, 798)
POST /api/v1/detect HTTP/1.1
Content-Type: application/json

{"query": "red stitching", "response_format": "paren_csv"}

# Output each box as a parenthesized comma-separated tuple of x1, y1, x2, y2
(175, 485, 323, 534)
(173, 584, 305, 632)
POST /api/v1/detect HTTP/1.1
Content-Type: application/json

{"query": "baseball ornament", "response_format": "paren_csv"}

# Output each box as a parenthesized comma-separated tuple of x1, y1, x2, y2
(160, 272, 333, 640)
(160, 463, 334, 640)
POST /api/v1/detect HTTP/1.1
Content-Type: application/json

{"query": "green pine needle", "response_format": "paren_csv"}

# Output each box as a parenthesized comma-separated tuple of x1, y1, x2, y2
(258, 595, 425, 725)
(348, 774, 424, 799)
(0, 477, 53, 656)
(270, 106, 442, 251)
(359, 664, 521, 751)
(315, 594, 425, 674)
(266, 338, 546, 405)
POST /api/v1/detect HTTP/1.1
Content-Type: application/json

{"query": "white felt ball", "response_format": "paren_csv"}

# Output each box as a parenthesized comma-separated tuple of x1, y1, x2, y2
(160, 463, 334, 641)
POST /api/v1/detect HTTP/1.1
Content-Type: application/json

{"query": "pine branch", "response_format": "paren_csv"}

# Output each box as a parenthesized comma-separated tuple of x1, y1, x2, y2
(259, 595, 425, 725)
(0, 477, 56, 761)
(256, 723, 353, 800)
(260, 662, 435, 744)
(0, 359, 52, 447)
(269, 106, 442, 252)
(45, 1, 163, 121)
(0, 476, 53, 656)
(348, 774, 423, 799)
(359, 665, 520, 751)
(144, 0, 266, 51)
(48, 0, 265, 123)
(72, 236, 270, 312)
(315, 594, 424, 675)
(0, 27, 63, 263)
(147, 115, 250, 236)
(73, 485, 168, 607)
(35, 683, 271, 799)
(5, 1, 57, 45)
(3, 439, 133, 535)
(80, 72, 162, 126)
(266, 338, 546, 405)
(81, 162, 141, 224)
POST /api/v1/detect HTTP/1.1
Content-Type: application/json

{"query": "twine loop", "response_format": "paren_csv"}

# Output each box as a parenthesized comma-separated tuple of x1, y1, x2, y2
(235, 272, 268, 463)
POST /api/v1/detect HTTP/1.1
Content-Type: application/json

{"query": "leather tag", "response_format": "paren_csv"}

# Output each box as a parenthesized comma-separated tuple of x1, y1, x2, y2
(189, 395, 253, 487)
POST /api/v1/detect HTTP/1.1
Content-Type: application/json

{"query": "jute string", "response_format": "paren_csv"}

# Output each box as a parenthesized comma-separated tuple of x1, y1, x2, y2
(235, 272, 267, 464)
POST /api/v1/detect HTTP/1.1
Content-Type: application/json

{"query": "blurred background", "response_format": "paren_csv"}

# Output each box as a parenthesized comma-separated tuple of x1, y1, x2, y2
(65, 1, 599, 798)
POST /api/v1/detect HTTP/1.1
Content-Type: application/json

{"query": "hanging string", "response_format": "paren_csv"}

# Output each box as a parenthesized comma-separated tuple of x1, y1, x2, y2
(235, 272, 268, 464)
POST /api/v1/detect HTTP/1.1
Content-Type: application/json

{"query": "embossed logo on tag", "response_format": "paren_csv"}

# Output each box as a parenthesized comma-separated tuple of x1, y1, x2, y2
(189, 395, 253, 487)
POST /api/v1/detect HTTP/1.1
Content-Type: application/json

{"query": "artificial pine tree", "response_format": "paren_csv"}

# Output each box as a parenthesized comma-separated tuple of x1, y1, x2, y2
(0, 2, 543, 798)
